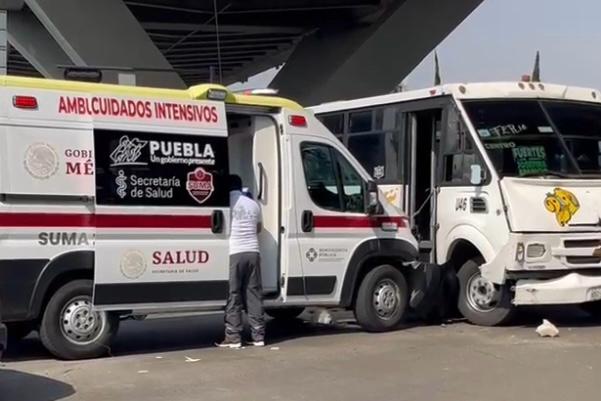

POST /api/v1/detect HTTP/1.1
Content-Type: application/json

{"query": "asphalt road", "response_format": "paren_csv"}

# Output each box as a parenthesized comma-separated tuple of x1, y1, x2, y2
(1, 307, 601, 401)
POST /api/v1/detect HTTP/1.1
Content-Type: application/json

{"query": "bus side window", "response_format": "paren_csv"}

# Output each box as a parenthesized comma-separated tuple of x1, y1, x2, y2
(442, 108, 487, 185)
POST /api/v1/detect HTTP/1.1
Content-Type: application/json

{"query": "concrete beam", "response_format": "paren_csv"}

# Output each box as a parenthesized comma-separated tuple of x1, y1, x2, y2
(7, 9, 71, 78)
(272, 0, 484, 105)
(24, 0, 184, 88)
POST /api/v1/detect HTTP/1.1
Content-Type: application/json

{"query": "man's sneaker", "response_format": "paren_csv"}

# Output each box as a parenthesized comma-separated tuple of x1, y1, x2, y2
(215, 340, 242, 348)
(250, 340, 265, 347)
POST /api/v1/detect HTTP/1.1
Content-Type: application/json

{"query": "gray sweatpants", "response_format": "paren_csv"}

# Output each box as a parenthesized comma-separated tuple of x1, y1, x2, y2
(224, 252, 265, 342)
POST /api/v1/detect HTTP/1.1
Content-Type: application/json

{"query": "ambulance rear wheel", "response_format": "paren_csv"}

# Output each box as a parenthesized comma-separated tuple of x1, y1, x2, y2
(266, 307, 305, 320)
(40, 280, 119, 360)
(457, 258, 515, 326)
(354, 265, 409, 332)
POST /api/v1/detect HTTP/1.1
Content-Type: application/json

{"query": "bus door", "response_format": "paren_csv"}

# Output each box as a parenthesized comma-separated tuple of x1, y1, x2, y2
(407, 109, 442, 261)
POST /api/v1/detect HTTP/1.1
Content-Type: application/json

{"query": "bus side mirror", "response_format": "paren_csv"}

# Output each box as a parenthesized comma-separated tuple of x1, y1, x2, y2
(366, 181, 380, 215)
(470, 164, 483, 185)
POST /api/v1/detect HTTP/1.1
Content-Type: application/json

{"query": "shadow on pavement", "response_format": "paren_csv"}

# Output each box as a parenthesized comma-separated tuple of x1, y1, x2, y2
(0, 369, 75, 401)
(4, 305, 601, 362)
(3, 311, 362, 361)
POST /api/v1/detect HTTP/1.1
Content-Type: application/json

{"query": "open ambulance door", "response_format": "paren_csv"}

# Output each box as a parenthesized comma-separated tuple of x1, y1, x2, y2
(227, 112, 280, 296)
(92, 100, 230, 311)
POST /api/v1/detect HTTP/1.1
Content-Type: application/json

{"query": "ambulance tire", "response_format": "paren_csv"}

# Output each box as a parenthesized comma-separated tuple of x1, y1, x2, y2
(457, 258, 515, 326)
(40, 280, 119, 360)
(265, 307, 305, 321)
(354, 265, 409, 332)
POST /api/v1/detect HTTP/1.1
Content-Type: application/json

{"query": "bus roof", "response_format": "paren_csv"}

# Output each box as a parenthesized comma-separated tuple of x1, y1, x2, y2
(0, 75, 303, 111)
(309, 81, 601, 114)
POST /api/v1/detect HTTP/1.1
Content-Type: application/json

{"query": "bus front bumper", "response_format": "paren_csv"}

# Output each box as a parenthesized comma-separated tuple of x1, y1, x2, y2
(514, 273, 601, 305)
(480, 232, 601, 305)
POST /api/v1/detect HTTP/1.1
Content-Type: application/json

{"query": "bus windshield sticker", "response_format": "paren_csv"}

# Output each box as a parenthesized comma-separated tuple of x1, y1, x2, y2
(477, 129, 491, 138)
(537, 126, 554, 133)
(489, 124, 528, 137)
(484, 141, 516, 150)
(512, 145, 547, 176)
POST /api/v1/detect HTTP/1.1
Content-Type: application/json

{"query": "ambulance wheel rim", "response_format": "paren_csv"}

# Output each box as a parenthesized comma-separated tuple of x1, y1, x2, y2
(60, 296, 105, 345)
(372, 278, 401, 319)
(466, 272, 498, 312)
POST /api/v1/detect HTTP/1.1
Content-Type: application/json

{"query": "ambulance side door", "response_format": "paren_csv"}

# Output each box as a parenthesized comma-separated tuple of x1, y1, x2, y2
(289, 132, 371, 304)
(92, 103, 230, 311)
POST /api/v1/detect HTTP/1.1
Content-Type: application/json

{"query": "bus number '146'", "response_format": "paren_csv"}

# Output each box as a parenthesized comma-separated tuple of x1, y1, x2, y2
(455, 197, 468, 212)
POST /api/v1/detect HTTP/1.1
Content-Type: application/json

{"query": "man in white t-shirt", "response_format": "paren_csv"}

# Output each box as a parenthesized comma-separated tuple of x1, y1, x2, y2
(217, 174, 265, 348)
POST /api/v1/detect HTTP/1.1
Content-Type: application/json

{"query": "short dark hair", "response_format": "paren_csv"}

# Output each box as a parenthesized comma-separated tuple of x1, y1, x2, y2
(228, 174, 242, 191)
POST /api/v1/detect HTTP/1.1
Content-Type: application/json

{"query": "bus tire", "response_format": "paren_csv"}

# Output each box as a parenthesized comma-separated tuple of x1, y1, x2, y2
(265, 307, 305, 320)
(457, 258, 515, 326)
(40, 280, 119, 360)
(354, 265, 409, 332)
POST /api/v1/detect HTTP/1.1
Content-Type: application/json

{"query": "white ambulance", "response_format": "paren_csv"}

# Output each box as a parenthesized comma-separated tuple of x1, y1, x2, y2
(311, 81, 601, 326)
(0, 76, 418, 359)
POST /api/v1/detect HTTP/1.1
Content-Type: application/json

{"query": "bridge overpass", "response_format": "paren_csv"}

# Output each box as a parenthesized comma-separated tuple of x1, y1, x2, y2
(0, 0, 483, 104)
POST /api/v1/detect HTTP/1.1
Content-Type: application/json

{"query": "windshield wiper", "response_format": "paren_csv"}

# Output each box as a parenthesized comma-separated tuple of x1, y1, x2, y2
(519, 170, 575, 178)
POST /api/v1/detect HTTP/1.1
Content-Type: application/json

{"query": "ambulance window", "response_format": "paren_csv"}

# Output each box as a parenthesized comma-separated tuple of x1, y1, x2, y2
(336, 152, 365, 213)
(301, 143, 342, 211)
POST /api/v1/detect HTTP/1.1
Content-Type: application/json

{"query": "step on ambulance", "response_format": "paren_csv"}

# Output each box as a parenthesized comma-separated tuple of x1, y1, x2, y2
(0, 76, 419, 359)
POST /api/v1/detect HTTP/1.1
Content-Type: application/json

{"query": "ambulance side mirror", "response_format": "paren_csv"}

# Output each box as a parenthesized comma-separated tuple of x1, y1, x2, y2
(366, 181, 381, 215)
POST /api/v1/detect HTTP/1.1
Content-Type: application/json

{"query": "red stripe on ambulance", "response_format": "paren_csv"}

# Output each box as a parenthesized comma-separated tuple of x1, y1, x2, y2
(0, 213, 212, 229)
(314, 215, 407, 228)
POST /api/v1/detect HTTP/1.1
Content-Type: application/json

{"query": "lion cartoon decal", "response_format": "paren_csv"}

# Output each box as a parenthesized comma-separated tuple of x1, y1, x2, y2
(543, 187, 580, 227)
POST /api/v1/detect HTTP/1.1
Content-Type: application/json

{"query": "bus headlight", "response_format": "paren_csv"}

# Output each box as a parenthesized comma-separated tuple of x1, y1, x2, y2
(527, 243, 546, 259)
(515, 242, 525, 262)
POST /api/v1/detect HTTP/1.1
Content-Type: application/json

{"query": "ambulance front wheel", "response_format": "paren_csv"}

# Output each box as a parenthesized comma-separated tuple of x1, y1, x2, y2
(354, 265, 409, 332)
(40, 280, 119, 360)
(457, 258, 515, 326)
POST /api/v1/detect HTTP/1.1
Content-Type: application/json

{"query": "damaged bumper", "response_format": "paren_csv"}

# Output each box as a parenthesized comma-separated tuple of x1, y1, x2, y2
(481, 232, 601, 305)
(514, 273, 601, 305)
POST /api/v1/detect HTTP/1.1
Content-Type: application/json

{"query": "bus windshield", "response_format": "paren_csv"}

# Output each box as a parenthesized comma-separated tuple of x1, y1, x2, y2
(462, 99, 601, 178)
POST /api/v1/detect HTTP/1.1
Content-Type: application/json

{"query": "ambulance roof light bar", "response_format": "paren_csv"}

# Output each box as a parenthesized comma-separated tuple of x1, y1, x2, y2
(207, 88, 228, 101)
(237, 88, 279, 96)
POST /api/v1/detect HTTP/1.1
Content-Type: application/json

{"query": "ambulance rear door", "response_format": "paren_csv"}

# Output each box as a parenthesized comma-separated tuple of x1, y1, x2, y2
(91, 95, 230, 311)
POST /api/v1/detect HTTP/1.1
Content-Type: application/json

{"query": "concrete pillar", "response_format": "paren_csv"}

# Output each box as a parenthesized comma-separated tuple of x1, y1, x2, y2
(272, 0, 483, 105)
(24, 0, 184, 87)
(0, 11, 6, 75)
(6, 8, 71, 78)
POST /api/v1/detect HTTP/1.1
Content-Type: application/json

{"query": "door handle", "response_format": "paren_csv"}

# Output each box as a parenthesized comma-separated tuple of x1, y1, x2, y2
(301, 210, 314, 233)
(257, 162, 265, 201)
(211, 210, 224, 234)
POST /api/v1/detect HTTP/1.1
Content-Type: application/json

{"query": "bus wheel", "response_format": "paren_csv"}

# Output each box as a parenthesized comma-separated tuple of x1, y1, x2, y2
(40, 280, 119, 360)
(266, 307, 305, 320)
(457, 258, 515, 326)
(354, 265, 409, 332)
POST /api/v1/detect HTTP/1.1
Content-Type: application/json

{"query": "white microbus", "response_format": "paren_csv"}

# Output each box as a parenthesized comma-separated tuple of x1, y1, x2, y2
(0, 76, 419, 359)
(311, 81, 601, 326)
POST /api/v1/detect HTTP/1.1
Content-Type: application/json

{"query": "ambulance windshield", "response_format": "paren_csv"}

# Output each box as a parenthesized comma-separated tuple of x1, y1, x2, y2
(463, 99, 601, 178)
